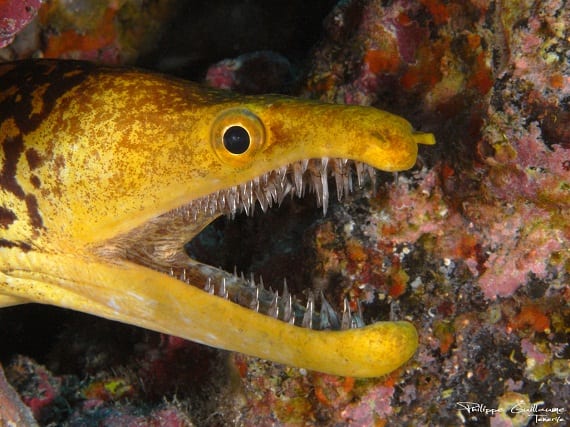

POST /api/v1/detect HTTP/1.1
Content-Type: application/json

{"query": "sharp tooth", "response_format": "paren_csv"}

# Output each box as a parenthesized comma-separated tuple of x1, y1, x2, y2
(367, 165, 376, 188)
(277, 165, 287, 180)
(243, 195, 251, 215)
(341, 298, 352, 330)
(334, 172, 343, 201)
(247, 181, 254, 208)
(257, 174, 275, 212)
(258, 193, 269, 212)
(333, 159, 345, 201)
(281, 279, 292, 323)
(345, 169, 353, 196)
(312, 175, 321, 205)
(356, 161, 364, 187)
(321, 177, 329, 215)
(218, 191, 226, 210)
(302, 291, 315, 329)
(218, 193, 224, 213)
(320, 158, 329, 215)
(253, 177, 266, 210)
(310, 161, 322, 206)
(281, 295, 292, 323)
(277, 180, 292, 205)
(352, 300, 365, 329)
(267, 181, 277, 206)
(277, 166, 292, 204)
(219, 277, 228, 299)
(319, 292, 340, 330)
(268, 291, 279, 318)
(231, 187, 239, 214)
(252, 286, 260, 312)
(293, 161, 304, 197)
(239, 183, 250, 215)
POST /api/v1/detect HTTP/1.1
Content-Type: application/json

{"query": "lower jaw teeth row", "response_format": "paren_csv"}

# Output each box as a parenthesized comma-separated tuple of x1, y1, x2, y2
(201, 273, 366, 331)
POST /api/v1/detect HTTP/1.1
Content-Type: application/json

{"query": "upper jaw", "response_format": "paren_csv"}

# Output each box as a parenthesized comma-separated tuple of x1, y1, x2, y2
(95, 156, 377, 264)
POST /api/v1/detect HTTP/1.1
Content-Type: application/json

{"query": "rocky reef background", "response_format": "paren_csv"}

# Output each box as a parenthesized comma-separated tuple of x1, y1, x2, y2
(1, 0, 568, 425)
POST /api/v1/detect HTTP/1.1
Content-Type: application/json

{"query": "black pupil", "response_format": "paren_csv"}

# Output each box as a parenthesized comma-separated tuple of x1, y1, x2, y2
(223, 126, 250, 154)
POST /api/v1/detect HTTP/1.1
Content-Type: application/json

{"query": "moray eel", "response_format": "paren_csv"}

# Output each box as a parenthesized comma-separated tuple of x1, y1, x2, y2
(0, 59, 434, 377)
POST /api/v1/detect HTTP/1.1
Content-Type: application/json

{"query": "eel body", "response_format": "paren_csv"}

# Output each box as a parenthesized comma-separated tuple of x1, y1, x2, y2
(0, 59, 434, 377)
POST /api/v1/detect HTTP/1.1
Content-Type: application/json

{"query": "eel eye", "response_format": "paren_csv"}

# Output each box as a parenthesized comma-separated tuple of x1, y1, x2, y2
(212, 108, 265, 165)
(223, 125, 250, 154)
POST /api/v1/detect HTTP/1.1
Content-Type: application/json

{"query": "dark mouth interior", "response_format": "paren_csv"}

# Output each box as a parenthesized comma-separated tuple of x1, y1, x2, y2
(185, 198, 362, 330)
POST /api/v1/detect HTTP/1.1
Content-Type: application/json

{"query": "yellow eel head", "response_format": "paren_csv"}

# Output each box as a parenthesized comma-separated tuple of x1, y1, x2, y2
(0, 59, 434, 377)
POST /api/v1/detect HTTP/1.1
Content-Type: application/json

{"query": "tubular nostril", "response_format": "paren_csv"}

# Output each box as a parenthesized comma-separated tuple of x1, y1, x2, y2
(413, 132, 436, 145)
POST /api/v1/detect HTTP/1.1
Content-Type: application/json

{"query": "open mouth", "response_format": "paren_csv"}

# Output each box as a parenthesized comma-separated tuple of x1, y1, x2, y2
(99, 157, 379, 332)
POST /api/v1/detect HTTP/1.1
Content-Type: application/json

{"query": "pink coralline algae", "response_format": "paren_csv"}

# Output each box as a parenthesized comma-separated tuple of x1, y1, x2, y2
(300, 0, 569, 424)
(205, 51, 294, 94)
(0, 0, 41, 48)
(339, 385, 394, 425)
(4, 356, 63, 424)
(0, 0, 179, 64)
(308, 0, 570, 302)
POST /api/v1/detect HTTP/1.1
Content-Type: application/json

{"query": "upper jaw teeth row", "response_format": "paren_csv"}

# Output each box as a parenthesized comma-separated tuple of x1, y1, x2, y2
(186, 158, 376, 218)
(202, 273, 366, 330)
